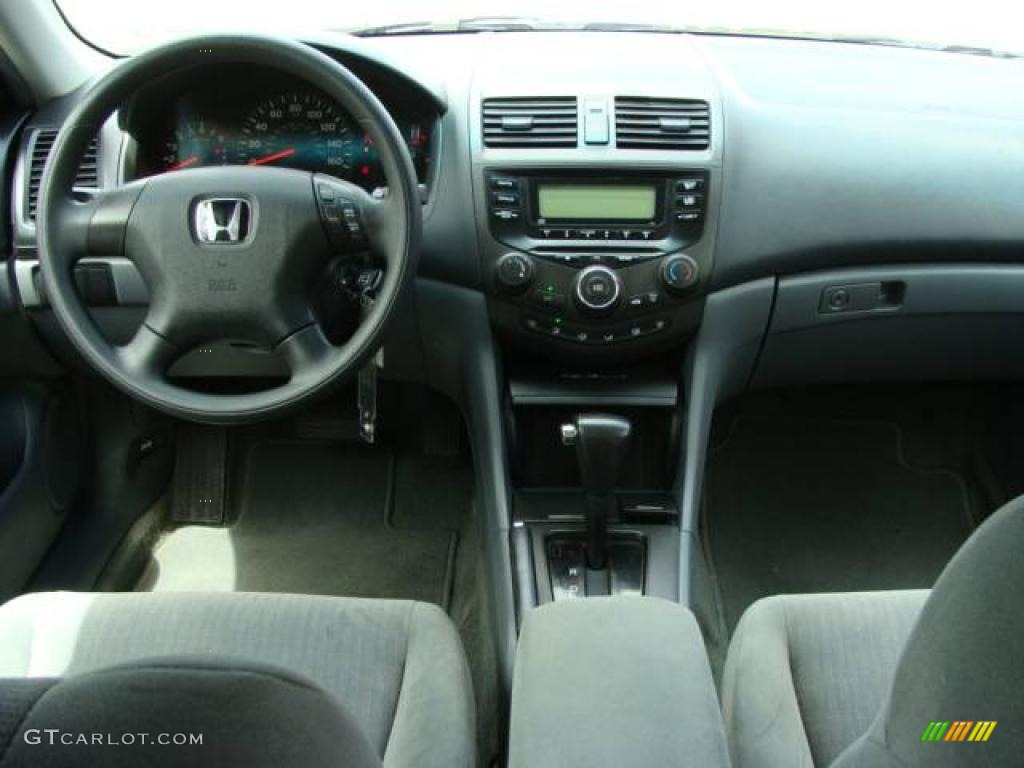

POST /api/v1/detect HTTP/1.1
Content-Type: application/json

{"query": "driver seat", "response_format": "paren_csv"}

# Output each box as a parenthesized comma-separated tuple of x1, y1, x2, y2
(0, 592, 475, 767)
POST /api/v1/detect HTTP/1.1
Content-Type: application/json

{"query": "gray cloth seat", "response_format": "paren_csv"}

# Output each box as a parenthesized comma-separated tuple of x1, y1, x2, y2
(723, 494, 1024, 767)
(0, 591, 475, 768)
(722, 590, 928, 767)
(0, 657, 384, 768)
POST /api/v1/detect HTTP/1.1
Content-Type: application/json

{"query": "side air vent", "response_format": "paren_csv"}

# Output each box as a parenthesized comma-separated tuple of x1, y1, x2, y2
(27, 128, 99, 220)
(614, 97, 710, 150)
(482, 97, 578, 148)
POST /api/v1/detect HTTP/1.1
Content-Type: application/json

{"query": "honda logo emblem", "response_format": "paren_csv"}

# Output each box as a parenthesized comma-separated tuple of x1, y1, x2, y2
(194, 198, 251, 243)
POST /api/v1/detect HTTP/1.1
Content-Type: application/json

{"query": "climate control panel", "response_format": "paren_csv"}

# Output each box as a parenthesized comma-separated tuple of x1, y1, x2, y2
(491, 248, 703, 350)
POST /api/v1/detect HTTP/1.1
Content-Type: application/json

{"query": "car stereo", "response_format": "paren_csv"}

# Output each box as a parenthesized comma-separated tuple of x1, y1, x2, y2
(487, 171, 706, 248)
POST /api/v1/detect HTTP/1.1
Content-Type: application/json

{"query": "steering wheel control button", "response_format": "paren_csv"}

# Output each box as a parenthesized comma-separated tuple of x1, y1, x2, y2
(315, 180, 366, 250)
(574, 265, 622, 313)
(661, 254, 700, 294)
(495, 252, 535, 292)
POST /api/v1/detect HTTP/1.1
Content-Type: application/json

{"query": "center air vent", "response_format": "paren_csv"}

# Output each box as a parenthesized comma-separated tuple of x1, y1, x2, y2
(614, 97, 710, 150)
(27, 128, 99, 221)
(482, 97, 578, 148)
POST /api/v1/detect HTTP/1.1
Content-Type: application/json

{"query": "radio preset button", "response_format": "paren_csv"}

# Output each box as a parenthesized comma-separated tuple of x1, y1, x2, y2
(675, 194, 702, 209)
(676, 178, 704, 193)
(492, 191, 520, 207)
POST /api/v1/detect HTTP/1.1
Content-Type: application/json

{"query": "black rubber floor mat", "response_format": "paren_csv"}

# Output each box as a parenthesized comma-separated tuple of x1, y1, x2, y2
(141, 440, 458, 606)
(706, 416, 974, 633)
(170, 425, 227, 525)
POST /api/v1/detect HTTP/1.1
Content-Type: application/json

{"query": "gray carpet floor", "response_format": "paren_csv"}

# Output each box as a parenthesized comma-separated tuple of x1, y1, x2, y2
(137, 439, 458, 606)
(706, 416, 975, 633)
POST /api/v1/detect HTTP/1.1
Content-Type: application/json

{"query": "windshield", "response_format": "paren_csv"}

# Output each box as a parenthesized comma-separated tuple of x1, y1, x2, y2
(57, 0, 1022, 58)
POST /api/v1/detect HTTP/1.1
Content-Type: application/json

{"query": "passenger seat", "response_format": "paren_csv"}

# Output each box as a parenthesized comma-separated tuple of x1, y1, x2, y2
(722, 495, 1024, 767)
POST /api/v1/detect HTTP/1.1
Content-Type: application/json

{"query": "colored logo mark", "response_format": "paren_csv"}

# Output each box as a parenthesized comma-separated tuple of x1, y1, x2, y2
(921, 721, 997, 742)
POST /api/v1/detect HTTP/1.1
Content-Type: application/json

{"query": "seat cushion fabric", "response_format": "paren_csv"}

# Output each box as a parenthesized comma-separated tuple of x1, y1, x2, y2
(721, 590, 927, 768)
(833, 495, 1024, 767)
(0, 657, 381, 768)
(0, 592, 475, 768)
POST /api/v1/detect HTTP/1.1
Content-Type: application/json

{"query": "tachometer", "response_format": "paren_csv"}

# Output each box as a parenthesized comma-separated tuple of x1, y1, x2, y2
(158, 118, 232, 172)
(236, 92, 358, 177)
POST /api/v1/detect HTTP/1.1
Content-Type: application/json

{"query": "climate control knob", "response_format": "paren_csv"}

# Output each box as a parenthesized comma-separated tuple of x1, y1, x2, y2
(495, 251, 535, 292)
(661, 254, 700, 294)
(574, 265, 622, 313)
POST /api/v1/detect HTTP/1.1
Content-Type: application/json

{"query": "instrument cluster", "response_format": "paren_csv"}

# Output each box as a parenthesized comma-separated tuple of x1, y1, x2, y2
(130, 67, 434, 190)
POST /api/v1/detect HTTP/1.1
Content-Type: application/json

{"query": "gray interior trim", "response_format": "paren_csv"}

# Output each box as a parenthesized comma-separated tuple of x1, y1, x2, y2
(0, 0, 108, 102)
(754, 264, 1024, 389)
(509, 597, 730, 768)
(674, 278, 775, 603)
(770, 264, 1024, 332)
(416, 278, 517, 689)
(14, 257, 148, 308)
(695, 35, 1024, 290)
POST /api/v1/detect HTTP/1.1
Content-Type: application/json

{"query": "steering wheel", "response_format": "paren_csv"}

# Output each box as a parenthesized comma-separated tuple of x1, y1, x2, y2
(37, 36, 420, 424)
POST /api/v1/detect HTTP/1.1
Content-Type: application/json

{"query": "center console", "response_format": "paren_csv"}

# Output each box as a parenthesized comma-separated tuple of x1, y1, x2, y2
(468, 38, 724, 694)
(470, 84, 722, 609)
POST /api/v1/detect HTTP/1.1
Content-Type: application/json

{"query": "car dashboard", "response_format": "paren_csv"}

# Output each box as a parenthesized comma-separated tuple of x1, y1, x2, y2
(4, 31, 1024, 385)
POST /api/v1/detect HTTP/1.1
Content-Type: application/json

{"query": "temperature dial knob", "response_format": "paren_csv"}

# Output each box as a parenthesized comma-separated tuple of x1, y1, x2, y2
(495, 252, 535, 292)
(574, 265, 622, 314)
(661, 254, 700, 294)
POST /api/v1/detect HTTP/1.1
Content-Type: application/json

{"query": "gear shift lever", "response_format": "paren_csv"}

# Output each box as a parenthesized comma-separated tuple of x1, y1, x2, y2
(561, 413, 632, 570)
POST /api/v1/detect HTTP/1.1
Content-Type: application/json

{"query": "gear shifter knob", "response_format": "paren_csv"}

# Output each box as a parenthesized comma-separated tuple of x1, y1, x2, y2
(561, 413, 632, 570)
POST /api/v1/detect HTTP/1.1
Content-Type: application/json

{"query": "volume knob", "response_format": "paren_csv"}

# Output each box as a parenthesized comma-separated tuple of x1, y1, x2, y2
(495, 252, 535, 292)
(574, 265, 622, 314)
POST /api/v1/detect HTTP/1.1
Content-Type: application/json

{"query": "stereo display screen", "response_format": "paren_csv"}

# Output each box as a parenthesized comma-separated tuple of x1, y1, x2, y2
(537, 184, 656, 221)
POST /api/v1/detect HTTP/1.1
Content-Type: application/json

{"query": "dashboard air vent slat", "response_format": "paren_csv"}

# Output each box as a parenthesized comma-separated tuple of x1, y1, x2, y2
(482, 97, 578, 148)
(27, 128, 99, 221)
(614, 97, 710, 150)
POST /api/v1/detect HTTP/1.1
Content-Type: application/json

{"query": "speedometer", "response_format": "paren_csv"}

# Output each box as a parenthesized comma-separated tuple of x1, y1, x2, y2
(237, 92, 358, 177)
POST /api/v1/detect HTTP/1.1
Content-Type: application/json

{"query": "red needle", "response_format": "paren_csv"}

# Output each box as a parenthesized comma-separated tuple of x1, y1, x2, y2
(167, 155, 199, 171)
(247, 147, 297, 166)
